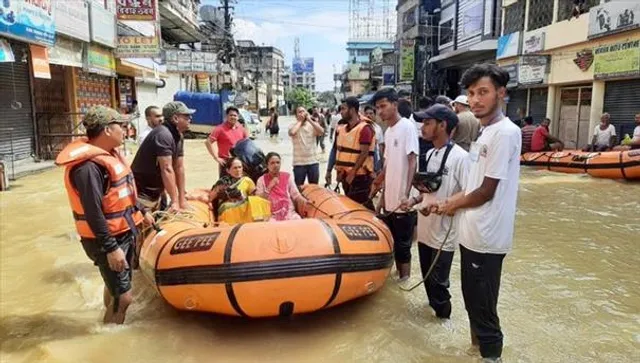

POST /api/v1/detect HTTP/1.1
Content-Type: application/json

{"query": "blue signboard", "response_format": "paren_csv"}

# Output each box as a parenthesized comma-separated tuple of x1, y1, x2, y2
(0, 0, 55, 46)
(292, 57, 314, 74)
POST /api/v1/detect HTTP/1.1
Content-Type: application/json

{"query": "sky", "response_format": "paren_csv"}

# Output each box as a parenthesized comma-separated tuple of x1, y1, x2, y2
(203, 0, 352, 92)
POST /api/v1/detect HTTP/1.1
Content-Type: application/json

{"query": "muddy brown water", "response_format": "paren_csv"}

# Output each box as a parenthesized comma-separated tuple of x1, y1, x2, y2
(1, 117, 639, 362)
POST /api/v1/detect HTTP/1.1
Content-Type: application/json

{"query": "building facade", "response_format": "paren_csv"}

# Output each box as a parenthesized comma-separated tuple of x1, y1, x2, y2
(236, 40, 285, 113)
(496, 0, 640, 149)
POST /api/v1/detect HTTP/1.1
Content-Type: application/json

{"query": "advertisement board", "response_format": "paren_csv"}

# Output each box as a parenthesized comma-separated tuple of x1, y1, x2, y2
(593, 39, 640, 79)
(589, 1, 640, 39)
(55, 0, 90, 42)
(90, 2, 117, 48)
(382, 65, 395, 85)
(400, 39, 415, 82)
(497, 32, 520, 59)
(518, 56, 549, 85)
(0, 0, 55, 46)
(87, 44, 116, 77)
(166, 49, 217, 73)
(116, 0, 157, 21)
(116, 24, 160, 58)
(292, 57, 314, 74)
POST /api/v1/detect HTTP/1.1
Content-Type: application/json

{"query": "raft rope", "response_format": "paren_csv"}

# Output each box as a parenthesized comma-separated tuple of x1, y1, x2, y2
(398, 217, 454, 292)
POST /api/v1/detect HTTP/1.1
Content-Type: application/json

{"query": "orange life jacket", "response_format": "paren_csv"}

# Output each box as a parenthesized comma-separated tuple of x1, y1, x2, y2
(335, 118, 376, 176)
(56, 138, 144, 239)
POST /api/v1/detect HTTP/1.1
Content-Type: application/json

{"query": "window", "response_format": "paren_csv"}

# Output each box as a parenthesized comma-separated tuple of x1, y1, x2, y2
(357, 49, 370, 56)
(557, 0, 600, 22)
(439, 19, 454, 47)
(503, 0, 525, 34)
(527, 0, 553, 31)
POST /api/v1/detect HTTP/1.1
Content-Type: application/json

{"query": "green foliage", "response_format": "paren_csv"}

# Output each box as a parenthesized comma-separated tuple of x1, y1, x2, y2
(285, 87, 315, 110)
(317, 91, 337, 108)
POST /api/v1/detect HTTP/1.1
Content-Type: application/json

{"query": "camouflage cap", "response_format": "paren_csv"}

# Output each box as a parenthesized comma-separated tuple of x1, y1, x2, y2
(83, 106, 127, 129)
(163, 101, 196, 121)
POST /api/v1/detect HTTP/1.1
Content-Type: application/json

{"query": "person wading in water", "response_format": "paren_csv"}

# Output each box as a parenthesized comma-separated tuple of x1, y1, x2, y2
(56, 106, 154, 324)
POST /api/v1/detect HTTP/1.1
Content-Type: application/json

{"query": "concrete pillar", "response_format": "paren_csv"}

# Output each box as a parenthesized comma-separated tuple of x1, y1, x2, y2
(589, 80, 605, 133)
(546, 85, 556, 120)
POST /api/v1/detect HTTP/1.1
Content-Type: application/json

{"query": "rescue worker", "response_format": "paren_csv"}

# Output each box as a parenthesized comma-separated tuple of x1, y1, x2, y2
(55, 106, 153, 325)
(335, 97, 377, 208)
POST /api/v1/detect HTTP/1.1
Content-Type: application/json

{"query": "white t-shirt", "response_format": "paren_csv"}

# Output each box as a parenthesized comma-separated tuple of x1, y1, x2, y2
(383, 117, 420, 212)
(593, 124, 616, 147)
(632, 125, 640, 141)
(330, 114, 341, 129)
(373, 122, 384, 145)
(458, 117, 521, 254)
(417, 143, 468, 252)
(138, 126, 152, 144)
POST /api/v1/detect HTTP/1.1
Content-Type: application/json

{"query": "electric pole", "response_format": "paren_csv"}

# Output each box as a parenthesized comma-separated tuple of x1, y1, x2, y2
(220, 0, 234, 63)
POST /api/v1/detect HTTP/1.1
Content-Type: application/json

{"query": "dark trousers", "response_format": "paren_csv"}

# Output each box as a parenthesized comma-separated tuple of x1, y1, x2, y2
(418, 243, 454, 318)
(460, 244, 506, 358)
(381, 212, 416, 264)
(342, 175, 374, 209)
(293, 163, 320, 186)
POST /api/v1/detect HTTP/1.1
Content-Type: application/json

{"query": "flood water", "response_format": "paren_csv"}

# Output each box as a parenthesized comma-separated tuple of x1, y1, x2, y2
(1, 117, 639, 362)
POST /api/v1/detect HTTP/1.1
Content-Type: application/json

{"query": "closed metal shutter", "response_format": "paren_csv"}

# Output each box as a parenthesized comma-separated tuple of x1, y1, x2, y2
(528, 87, 548, 124)
(603, 80, 640, 137)
(506, 89, 527, 122)
(0, 41, 34, 162)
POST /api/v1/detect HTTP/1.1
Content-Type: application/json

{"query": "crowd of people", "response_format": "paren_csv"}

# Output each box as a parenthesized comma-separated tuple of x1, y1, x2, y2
(58, 63, 534, 362)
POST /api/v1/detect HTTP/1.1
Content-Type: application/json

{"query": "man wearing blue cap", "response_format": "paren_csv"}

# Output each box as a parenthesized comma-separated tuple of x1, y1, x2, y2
(401, 104, 469, 319)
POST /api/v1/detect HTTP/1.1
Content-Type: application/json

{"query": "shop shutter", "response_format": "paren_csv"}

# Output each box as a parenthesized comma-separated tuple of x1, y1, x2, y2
(603, 80, 640, 138)
(0, 41, 34, 162)
(506, 89, 527, 122)
(528, 87, 548, 124)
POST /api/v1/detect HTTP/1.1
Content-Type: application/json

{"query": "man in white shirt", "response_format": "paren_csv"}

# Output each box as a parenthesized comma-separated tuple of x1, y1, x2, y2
(435, 64, 521, 362)
(584, 113, 617, 151)
(370, 88, 419, 281)
(615, 112, 640, 150)
(401, 104, 468, 319)
(138, 106, 164, 144)
(288, 106, 325, 186)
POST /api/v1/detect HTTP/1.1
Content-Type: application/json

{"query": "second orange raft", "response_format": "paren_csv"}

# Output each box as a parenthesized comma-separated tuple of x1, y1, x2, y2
(139, 185, 394, 318)
(520, 149, 640, 180)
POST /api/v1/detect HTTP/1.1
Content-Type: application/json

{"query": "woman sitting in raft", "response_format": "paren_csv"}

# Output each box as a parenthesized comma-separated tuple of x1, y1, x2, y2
(256, 152, 309, 221)
(186, 157, 271, 224)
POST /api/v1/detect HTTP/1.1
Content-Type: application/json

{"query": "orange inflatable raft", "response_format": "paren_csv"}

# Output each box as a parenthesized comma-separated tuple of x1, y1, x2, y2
(520, 149, 640, 180)
(139, 184, 394, 318)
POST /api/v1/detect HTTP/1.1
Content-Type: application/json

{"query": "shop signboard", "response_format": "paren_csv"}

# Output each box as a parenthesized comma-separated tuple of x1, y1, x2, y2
(0, 0, 55, 46)
(382, 65, 395, 85)
(518, 56, 548, 85)
(55, 0, 90, 42)
(49, 36, 84, 68)
(87, 44, 116, 77)
(589, 1, 640, 39)
(400, 39, 415, 82)
(501, 63, 519, 89)
(593, 39, 640, 79)
(497, 31, 520, 59)
(30, 44, 50, 79)
(116, 0, 157, 21)
(90, 2, 117, 48)
(523, 30, 545, 54)
(166, 49, 217, 73)
(116, 25, 160, 58)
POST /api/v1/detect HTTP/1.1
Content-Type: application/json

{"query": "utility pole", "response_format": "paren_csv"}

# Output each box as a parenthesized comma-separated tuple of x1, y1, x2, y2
(220, 0, 234, 63)
(254, 47, 264, 113)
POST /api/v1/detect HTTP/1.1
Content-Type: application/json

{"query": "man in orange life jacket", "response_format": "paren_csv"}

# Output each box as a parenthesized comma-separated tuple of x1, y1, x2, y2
(56, 106, 154, 324)
(334, 96, 376, 208)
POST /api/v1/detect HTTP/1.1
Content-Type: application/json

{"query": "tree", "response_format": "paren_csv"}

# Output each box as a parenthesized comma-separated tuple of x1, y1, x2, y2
(285, 87, 315, 110)
(317, 91, 338, 109)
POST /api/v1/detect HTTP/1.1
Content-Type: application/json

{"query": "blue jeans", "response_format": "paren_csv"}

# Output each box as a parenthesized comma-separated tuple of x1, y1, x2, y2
(293, 163, 320, 186)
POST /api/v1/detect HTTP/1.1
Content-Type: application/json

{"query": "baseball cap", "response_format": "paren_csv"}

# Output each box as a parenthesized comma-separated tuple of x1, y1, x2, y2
(453, 95, 469, 106)
(82, 106, 127, 130)
(413, 104, 459, 131)
(435, 95, 452, 106)
(163, 101, 196, 121)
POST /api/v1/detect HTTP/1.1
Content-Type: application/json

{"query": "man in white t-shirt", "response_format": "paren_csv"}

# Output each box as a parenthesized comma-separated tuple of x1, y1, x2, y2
(584, 113, 617, 151)
(370, 88, 419, 281)
(401, 104, 468, 319)
(435, 64, 521, 362)
(288, 106, 325, 186)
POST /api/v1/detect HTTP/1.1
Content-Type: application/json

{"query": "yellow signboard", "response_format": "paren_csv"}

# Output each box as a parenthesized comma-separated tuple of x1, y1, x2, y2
(400, 39, 415, 82)
(593, 39, 640, 79)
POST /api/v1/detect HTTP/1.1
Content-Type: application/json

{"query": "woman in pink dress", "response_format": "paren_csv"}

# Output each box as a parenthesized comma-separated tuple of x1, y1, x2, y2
(256, 152, 308, 221)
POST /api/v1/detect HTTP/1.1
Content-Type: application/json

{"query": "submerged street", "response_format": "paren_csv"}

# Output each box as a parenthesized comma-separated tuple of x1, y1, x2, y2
(1, 116, 639, 363)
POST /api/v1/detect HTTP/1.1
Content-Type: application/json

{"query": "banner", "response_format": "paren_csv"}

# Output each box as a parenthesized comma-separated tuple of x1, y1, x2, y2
(518, 56, 548, 85)
(0, 0, 55, 46)
(116, 25, 160, 58)
(49, 36, 84, 68)
(593, 39, 640, 79)
(87, 44, 116, 77)
(30, 45, 50, 79)
(382, 65, 395, 85)
(90, 2, 117, 48)
(166, 49, 217, 73)
(589, 1, 640, 39)
(292, 57, 314, 74)
(116, 0, 157, 21)
(55, 0, 90, 42)
(400, 39, 415, 82)
(497, 32, 520, 59)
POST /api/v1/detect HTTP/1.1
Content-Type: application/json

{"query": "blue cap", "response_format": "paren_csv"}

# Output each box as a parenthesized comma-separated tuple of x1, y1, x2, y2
(413, 104, 459, 131)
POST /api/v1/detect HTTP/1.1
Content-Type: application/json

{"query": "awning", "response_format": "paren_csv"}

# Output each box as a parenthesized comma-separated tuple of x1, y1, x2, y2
(429, 40, 498, 67)
(159, 0, 205, 44)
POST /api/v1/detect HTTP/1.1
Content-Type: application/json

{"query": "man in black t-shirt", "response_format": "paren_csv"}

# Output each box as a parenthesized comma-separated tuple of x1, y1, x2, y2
(131, 101, 195, 212)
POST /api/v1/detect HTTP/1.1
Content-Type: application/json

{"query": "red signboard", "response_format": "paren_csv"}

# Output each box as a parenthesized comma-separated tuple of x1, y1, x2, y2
(116, 0, 157, 21)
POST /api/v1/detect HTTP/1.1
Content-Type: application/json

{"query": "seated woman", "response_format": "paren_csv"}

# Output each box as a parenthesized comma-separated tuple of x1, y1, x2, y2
(256, 152, 308, 221)
(186, 157, 271, 224)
